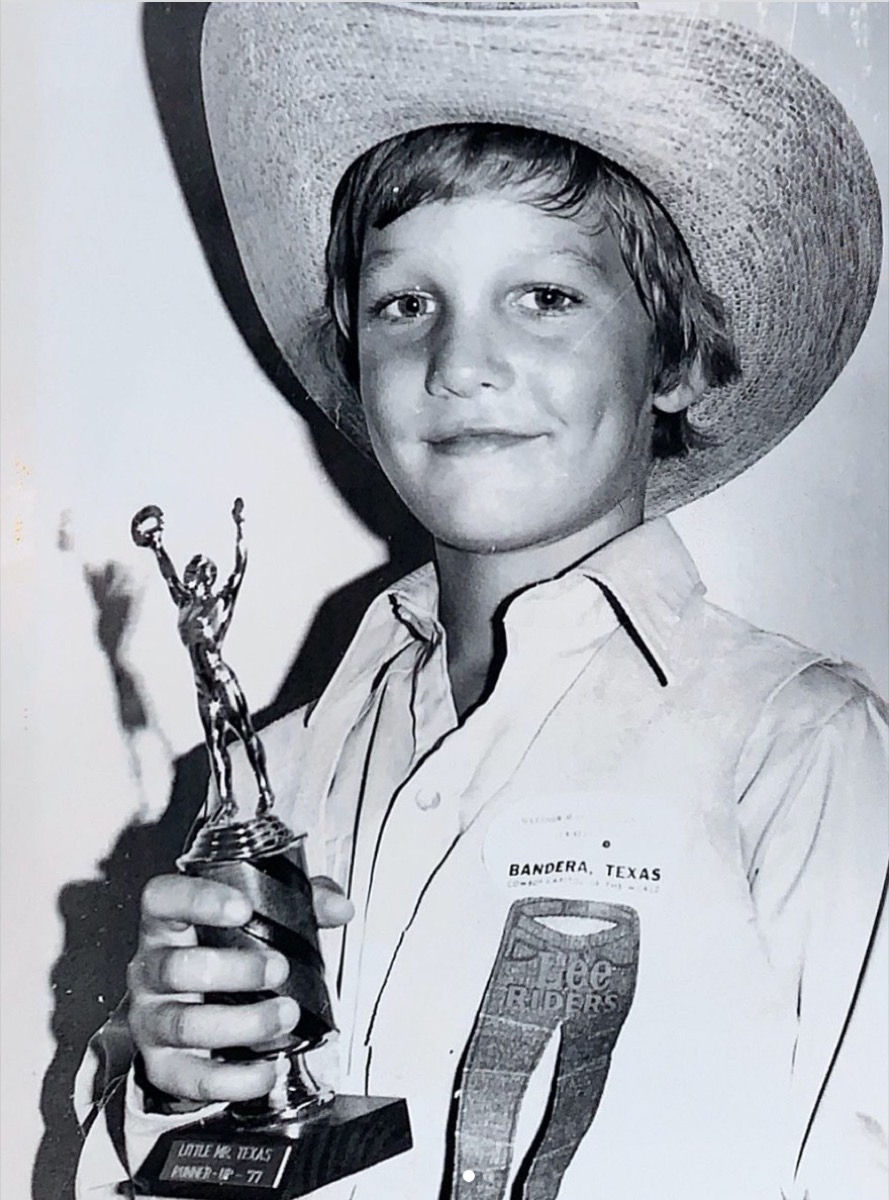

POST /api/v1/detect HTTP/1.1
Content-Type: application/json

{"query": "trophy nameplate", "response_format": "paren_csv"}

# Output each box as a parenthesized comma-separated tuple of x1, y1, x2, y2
(134, 1095, 411, 1199)
(129, 501, 411, 1198)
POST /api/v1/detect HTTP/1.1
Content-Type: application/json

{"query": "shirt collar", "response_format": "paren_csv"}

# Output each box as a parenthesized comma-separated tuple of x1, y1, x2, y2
(387, 563, 442, 645)
(573, 518, 705, 685)
(380, 517, 704, 685)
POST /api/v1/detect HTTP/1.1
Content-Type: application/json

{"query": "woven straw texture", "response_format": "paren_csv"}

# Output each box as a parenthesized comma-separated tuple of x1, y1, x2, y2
(200, 2, 882, 515)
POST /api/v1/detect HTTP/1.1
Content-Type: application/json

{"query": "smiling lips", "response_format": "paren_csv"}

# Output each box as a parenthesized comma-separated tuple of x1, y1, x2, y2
(426, 429, 544, 454)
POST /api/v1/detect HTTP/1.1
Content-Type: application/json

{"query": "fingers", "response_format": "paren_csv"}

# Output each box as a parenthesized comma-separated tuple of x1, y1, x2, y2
(131, 994, 300, 1052)
(141, 872, 354, 938)
(130, 871, 303, 1108)
(140, 875, 252, 942)
(142, 1048, 280, 1105)
(312, 876, 355, 929)
(130, 945, 289, 996)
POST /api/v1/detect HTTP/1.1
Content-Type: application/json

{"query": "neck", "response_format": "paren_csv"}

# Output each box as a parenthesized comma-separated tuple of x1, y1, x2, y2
(435, 498, 643, 715)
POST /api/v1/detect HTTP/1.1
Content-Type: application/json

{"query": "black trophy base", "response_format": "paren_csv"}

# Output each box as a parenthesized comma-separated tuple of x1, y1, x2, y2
(132, 1095, 412, 1199)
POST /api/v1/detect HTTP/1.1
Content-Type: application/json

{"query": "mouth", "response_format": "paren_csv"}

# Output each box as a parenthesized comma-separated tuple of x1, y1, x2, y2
(425, 430, 544, 455)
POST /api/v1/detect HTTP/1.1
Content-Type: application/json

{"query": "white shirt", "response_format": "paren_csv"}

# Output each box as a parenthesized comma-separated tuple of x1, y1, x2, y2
(76, 519, 888, 1199)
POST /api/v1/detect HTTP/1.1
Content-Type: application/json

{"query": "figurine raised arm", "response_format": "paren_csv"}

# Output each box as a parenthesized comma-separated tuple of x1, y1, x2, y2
(131, 499, 273, 824)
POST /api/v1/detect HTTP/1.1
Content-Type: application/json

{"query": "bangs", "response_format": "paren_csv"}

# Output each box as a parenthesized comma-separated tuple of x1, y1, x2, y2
(351, 124, 606, 231)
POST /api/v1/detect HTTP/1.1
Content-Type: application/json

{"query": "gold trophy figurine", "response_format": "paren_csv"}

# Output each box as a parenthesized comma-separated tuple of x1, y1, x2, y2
(131, 499, 286, 854)
(129, 501, 411, 1199)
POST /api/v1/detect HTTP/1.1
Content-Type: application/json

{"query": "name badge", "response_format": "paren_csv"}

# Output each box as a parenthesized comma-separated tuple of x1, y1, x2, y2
(481, 792, 665, 897)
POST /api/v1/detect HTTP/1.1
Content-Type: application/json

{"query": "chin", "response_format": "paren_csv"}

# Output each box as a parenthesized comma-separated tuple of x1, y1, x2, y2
(429, 518, 555, 555)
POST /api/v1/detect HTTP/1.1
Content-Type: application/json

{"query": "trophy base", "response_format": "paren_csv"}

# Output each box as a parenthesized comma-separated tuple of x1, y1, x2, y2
(132, 1095, 412, 1198)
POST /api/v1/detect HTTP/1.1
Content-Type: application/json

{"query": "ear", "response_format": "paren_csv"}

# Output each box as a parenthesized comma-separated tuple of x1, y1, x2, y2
(652, 358, 706, 415)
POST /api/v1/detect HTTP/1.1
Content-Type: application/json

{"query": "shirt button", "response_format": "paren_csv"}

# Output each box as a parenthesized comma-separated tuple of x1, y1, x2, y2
(415, 789, 442, 811)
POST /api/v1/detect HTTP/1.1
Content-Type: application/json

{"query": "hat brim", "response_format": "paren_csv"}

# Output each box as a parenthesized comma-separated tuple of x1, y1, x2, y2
(200, 2, 882, 516)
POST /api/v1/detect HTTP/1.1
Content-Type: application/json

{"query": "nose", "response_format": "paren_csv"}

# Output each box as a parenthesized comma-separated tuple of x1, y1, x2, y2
(425, 309, 513, 399)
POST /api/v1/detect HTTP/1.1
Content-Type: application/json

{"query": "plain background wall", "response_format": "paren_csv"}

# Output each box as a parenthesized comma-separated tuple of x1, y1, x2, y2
(1, 4, 886, 1198)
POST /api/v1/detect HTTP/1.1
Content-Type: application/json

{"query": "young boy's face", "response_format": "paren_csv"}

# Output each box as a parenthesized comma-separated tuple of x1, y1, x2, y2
(355, 189, 668, 555)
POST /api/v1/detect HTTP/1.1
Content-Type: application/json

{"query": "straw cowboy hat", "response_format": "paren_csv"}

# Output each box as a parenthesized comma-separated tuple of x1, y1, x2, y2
(198, 2, 882, 515)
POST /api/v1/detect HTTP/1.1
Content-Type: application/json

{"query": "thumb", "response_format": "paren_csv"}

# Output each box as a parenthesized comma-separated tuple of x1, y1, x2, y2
(311, 876, 355, 929)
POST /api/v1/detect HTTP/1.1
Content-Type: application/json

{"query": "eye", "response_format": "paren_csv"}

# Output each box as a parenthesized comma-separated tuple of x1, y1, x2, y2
(516, 286, 583, 314)
(373, 292, 437, 321)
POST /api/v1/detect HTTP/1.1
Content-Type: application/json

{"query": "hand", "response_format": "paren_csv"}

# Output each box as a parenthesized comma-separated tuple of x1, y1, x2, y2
(128, 873, 353, 1109)
(232, 497, 244, 527)
(131, 505, 165, 551)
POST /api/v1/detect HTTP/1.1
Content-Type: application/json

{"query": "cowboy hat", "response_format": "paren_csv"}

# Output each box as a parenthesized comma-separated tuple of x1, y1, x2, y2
(198, 1, 882, 515)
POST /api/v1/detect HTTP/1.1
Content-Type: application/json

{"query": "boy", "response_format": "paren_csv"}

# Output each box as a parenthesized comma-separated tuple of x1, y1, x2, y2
(76, 4, 887, 1198)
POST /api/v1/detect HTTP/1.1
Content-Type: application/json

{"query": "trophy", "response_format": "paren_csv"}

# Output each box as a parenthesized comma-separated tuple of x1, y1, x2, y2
(129, 501, 411, 1198)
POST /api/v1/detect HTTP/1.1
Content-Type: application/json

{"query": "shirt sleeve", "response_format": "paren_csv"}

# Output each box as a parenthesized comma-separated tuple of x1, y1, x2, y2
(73, 998, 224, 1199)
(734, 661, 889, 1198)
(73, 1001, 134, 1198)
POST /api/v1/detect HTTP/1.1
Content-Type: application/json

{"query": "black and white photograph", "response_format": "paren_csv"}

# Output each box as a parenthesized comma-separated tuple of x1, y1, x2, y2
(2, 4, 887, 1199)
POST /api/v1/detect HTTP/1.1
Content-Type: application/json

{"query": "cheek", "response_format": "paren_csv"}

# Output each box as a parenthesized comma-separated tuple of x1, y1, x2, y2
(359, 390, 428, 492)
(358, 340, 427, 436)
(543, 349, 655, 484)
(541, 352, 645, 437)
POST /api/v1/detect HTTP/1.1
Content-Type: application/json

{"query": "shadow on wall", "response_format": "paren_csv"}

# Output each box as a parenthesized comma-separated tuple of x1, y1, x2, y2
(32, 5, 431, 1196)
(32, 746, 209, 1200)
(32, 534, 428, 1199)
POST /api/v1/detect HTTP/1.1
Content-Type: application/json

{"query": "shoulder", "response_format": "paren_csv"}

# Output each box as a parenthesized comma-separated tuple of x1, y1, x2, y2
(734, 653, 887, 916)
(674, 596, 887, 783)
(744, 653, 886, 794)
(749, 653, 887, 742)
(686, 595, 885, 714)
(734, 647, 887, 816)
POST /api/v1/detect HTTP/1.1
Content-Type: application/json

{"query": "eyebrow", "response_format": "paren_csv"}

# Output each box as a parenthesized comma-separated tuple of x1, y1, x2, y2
(360, 248, 402, 275)
(360, 244, 606, 278)
(544, 246, 608, 274)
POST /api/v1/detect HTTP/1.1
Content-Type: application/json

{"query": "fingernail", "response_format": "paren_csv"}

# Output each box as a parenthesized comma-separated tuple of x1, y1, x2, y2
(276, 997, 300, 1029)
(264, 954, 289, 989)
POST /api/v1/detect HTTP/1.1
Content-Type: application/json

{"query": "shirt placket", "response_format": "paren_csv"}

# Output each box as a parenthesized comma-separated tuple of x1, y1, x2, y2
(336, 634, 457, 1082)
(355, 580, 620, 1068)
